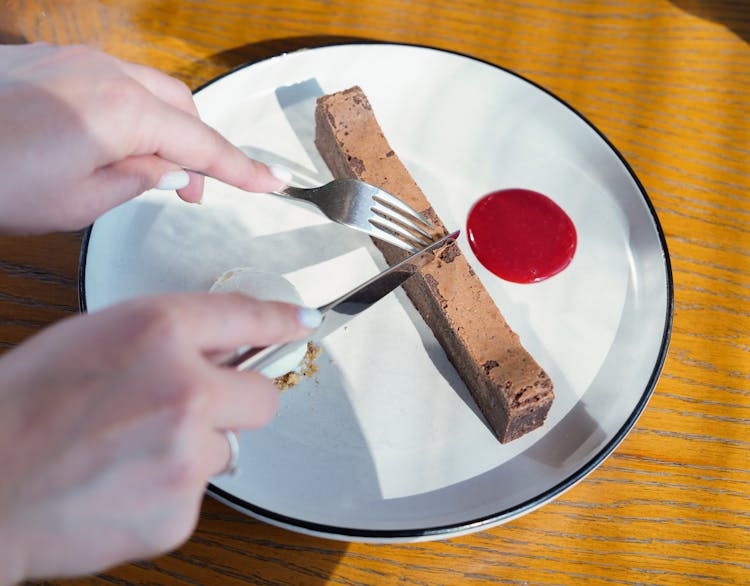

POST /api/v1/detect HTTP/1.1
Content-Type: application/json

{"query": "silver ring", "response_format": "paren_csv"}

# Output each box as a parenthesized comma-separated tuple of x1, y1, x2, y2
(221, 429, 240, 477)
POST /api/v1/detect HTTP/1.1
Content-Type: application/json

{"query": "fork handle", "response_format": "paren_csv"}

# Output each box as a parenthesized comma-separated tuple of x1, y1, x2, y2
(271, 185, 318, 203)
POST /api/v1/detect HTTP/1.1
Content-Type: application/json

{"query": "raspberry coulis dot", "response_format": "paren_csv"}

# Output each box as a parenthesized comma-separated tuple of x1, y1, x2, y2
(466, 188, 577, 284)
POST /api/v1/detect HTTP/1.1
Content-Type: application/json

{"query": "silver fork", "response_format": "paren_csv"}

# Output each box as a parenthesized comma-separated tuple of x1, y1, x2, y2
(270, 179, 435, 252)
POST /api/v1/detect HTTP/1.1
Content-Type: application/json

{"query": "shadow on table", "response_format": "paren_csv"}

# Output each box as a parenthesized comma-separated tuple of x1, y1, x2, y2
(0, 30, 27, 44)
(176, 34, 379, 85)
(175, 497, 350, 585)
(668, 0, 750, 42)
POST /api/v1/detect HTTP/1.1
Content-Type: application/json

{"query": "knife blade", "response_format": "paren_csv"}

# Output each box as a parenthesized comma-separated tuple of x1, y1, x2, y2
(226, 229, 460, 372)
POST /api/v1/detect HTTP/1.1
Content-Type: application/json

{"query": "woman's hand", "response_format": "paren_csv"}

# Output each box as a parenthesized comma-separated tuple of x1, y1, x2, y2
(0, 292, 319, 583)
(0, 43, 287, 234)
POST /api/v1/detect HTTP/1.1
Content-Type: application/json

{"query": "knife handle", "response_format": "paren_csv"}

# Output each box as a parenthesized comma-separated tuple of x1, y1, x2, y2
(223, 337, 310, 373)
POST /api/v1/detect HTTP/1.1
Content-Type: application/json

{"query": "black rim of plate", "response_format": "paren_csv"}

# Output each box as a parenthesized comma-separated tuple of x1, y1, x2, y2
(77, 41, 674, 541)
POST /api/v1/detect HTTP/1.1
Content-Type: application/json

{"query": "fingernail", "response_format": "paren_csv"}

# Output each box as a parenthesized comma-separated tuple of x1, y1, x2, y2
(156, 170, 190, 190)
(268, 163, 293, 185)
(297, 306, 322, 329)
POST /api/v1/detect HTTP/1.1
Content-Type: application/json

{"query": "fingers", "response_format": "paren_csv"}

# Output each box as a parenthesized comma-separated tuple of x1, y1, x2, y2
(208, 368, 281, 430)
(72, 156, 197, 227)
(134, 99, 287, 194)
(203, 372, 279, 477)
(92, 292, 320, 369)
(206, 429, 237, 478)
(91, 156, 204, 207)
(85, 155, 183, 210)
(176, 171, 205, 203)
(205, 429, 245, 479)
(160, 292, 320, 356)
(88, 292, 317, 469)
(118, 61, 199, 118)
(116, 60, 287, 195)
(117, 61, 208, 203)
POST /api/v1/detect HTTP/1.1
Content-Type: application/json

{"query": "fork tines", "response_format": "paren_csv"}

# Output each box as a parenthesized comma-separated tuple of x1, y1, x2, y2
(368, 192, 435, 252)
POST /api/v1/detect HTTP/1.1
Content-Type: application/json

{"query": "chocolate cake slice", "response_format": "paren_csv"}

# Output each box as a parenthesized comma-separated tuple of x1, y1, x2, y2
(314, 86, 554, 442)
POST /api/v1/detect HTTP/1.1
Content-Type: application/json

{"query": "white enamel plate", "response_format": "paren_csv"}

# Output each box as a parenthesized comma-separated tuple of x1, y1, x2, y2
(79, 44, 672, 542)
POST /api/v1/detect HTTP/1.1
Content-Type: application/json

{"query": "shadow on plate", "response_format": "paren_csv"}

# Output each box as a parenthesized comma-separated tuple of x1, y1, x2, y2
(668, 0, 750, 42)
(122, 195, 368, 299)
(242, 76, 332, 188)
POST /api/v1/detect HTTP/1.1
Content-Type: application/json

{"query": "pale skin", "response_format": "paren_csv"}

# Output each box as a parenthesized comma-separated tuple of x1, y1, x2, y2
(0, 43, 315, 583)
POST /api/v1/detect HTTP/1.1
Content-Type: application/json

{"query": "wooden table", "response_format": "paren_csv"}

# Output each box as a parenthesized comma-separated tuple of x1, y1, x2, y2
(2, 1, 748, 584)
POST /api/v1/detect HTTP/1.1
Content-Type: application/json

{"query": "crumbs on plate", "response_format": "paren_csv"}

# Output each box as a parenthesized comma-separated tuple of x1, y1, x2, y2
(274, 342, 322, 391)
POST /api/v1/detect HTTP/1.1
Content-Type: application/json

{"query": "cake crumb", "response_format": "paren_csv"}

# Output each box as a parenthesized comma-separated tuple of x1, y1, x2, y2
(274, 342, 322, 391)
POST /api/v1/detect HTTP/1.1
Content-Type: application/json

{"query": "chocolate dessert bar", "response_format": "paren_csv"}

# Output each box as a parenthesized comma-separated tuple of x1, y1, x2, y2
(314, 86, 554, 442)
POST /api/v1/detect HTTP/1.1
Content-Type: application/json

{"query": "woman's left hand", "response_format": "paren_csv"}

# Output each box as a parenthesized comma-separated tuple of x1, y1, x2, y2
(0, 43, 286, 233)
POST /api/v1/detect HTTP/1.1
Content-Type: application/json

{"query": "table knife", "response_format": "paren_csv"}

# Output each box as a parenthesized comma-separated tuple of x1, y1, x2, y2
(226, 230, 460, 372)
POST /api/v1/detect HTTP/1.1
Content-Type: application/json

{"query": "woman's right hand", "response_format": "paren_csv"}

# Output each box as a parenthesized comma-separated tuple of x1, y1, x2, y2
(0, 292, 318, 583)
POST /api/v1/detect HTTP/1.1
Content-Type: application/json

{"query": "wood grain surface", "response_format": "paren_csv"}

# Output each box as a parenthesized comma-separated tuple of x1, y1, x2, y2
(1, 0, 748, 584)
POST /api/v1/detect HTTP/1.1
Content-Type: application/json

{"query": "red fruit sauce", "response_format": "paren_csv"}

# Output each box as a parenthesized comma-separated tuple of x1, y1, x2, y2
(466, 188, 577, 284)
